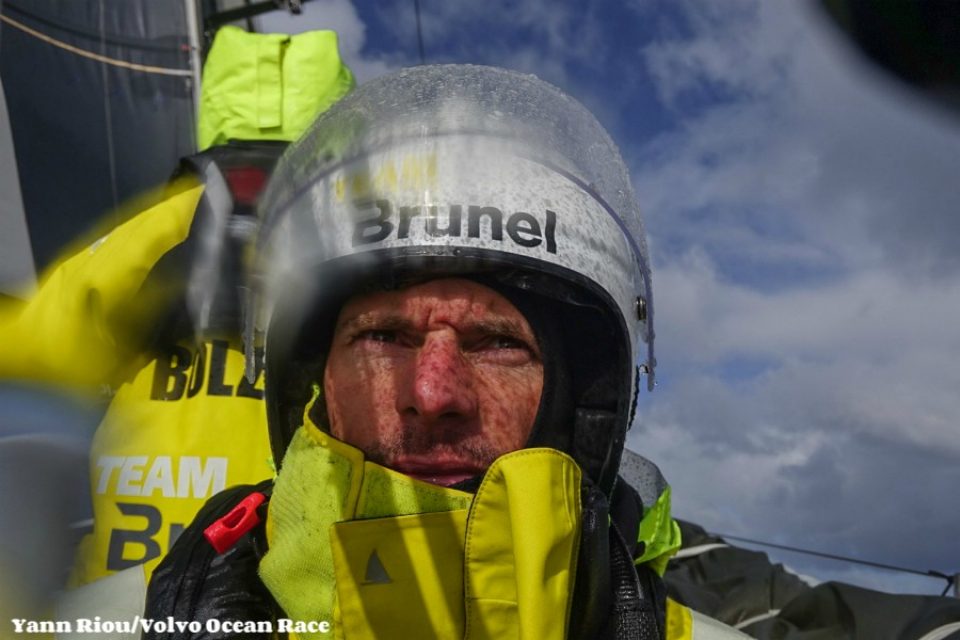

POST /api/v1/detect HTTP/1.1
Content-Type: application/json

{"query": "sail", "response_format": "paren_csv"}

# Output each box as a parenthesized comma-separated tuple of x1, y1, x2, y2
(0, 0, 199, 295)
(0, 72, 31, 296)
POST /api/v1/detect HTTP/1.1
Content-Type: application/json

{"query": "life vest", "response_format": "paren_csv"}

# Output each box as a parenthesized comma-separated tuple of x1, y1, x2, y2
(143, 474, 662, 638)
(138, 423, 746, 640)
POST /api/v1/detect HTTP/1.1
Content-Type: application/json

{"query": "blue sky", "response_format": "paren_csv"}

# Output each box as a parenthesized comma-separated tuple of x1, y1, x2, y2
(260, 0, 960, 595)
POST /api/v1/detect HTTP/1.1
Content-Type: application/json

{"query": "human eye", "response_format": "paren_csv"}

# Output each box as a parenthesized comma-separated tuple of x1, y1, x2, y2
(471, 332, 538, 364)
(487, 334, 529, 350)
(354, 329, 401, 345)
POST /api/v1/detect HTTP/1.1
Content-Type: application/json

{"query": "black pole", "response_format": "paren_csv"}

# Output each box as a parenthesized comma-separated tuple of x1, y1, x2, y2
(414, 0, 425, 65)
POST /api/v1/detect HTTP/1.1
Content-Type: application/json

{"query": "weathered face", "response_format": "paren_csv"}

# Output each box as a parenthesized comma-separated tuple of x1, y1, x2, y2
(323, 278, 544, 486)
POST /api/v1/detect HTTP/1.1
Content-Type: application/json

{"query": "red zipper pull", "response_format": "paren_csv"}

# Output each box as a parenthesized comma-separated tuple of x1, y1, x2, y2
(203, 492, 266, 554)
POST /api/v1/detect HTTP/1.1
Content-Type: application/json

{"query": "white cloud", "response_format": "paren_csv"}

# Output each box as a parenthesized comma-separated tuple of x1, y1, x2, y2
(639, 245, 960, 588)
(366, 0, 613, 94)
(632, 373, 960, 594)
(637, 0, 960, 278)
(254, 0, 395, 82)
(641, 0, 800, 106)
(630, 0, 960, 594)
(656, 257, 960, 364)
(397, 0, 605, 61)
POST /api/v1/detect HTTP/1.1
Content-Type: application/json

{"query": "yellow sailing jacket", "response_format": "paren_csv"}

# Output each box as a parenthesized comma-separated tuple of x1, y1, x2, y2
(70, 334, 272, 583)
(246, 415, 744, 639)
(54, 408, 747, 639)
(0, 25, 357, 587)
(0, 183, 274, 585)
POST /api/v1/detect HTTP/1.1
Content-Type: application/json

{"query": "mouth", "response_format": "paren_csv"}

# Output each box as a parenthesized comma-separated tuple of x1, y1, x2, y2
(389, 456, 486, 487)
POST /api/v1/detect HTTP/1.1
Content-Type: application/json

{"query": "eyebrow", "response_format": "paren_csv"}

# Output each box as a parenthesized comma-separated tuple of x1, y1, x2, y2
(336, 314, 412, 336)
(337, 313, 536, 346)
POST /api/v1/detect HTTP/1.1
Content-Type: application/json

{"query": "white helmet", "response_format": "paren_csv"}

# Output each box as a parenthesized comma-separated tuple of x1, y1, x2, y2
(250, 64, 654, 496)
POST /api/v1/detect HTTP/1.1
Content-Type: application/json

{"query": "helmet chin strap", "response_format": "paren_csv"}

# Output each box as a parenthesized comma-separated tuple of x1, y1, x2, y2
(573, 408, 624, 499)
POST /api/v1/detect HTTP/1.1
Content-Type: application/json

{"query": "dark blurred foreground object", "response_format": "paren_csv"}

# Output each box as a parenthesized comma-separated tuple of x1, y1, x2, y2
(665, 520, 960, 639)
(819, 0, 960, 116)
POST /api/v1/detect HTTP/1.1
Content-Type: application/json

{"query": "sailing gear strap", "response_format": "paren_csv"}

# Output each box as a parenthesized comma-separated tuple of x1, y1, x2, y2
(609, 519, 666, 639)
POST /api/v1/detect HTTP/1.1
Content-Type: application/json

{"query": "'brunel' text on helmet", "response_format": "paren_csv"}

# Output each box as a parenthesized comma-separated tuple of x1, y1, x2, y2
(351, 199, 558, 254)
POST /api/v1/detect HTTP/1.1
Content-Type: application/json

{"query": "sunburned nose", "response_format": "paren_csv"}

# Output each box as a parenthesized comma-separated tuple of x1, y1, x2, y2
(405, 332, 478, 421)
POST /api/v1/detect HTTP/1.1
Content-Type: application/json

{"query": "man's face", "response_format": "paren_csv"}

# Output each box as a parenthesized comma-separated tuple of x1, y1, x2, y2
(323, 278, 544, 486)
